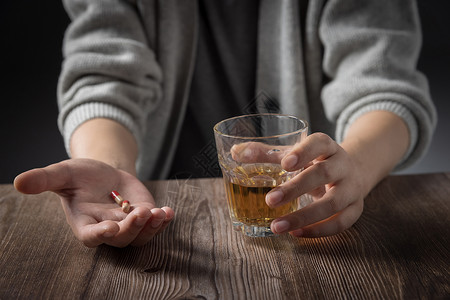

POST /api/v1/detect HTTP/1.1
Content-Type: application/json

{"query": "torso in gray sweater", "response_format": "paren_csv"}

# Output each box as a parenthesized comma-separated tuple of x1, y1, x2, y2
(58, 0, 437, 179)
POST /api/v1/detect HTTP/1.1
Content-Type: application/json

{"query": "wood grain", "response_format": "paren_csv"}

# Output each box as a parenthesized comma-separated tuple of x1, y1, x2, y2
(0, 174, 449, 299)
(0, 186, 97, 299)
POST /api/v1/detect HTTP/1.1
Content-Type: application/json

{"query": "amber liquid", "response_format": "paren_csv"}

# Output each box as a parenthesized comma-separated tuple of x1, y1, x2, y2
(222, 164, 299, 227)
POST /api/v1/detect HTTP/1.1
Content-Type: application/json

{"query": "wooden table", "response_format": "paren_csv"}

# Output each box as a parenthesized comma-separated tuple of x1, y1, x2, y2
(1, 173, 449, 299)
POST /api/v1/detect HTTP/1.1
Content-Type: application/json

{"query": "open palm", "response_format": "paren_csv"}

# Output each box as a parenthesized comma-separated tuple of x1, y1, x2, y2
(14, 158, 174, 247)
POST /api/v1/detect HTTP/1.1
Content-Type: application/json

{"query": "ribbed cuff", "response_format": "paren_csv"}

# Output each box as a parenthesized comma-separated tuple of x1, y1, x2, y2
(60, 102, 142, 157)
(336, 97, 418, 171)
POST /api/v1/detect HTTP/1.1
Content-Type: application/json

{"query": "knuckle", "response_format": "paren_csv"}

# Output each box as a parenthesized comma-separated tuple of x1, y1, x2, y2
(326, 196, 342, 215)
(282, 182, 303, 203)
(79, 234, 100, 248)
(313, 132, 332, 145)
(74, 230, 92, 247)
(79, 232, 99, 248)
(314, 161, 333, 182)
(307, 132, 336, 157)
(291, 182, 303, 196)
(290, 212, 307, 229)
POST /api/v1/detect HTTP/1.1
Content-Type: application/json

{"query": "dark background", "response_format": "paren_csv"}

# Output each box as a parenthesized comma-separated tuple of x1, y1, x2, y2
(1, 1, 449, 183)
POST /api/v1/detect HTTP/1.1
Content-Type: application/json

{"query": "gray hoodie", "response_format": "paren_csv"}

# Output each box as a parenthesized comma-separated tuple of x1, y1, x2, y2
(58, 0, 437, 180)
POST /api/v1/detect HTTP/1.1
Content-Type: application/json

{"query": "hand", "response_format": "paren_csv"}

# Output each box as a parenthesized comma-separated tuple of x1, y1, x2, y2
(230, 111, 409, 238)
(265, 133, 365, 237)
(14, 158, 174, 247)
(230, 133, 366, 237)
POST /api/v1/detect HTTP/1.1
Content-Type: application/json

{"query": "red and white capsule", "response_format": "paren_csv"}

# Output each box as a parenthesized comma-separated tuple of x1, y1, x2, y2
(110, 190, 131, 213)
(110, 190, 124, 205)
(121, 200, 131, 213)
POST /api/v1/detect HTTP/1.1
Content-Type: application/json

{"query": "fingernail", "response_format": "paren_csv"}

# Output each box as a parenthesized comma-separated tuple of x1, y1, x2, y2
(266, 190, 284, 206)
(283, 155, 298, 170)
(150, 218, 164, 229)
(242, 147, 253, 160)
(273, 219, 290, 234)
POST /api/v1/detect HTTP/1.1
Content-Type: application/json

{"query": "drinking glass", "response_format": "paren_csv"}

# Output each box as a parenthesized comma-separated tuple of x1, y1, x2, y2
(214, 113, 308, 237)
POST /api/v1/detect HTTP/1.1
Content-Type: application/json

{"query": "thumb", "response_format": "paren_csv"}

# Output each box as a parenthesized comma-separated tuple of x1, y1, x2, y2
(231, 142, 289, 164)
(14, 162, 71, 194)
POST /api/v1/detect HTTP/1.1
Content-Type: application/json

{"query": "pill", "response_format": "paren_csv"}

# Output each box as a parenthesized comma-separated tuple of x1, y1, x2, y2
(110, 190, 124, 205)
(122, 200, 131, 213)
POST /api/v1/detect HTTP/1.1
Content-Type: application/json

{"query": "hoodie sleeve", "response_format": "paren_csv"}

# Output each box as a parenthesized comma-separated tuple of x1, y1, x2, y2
(319, 0, 437, 170)
(57, 0, 162, 156)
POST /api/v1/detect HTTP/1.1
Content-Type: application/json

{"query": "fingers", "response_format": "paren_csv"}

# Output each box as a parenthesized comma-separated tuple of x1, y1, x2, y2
(281, 133, 338, 171)
(76, 221, 121, 248)
(108, 207, 155, 247)
(229, 133, 336, 167)
(70, 208, 144, 248)
(270, 184, 353, 233)
(266, 154, 343, 208)
(130, 207, 173, 247)
(289, 200, 363, 238)
(75, 206, 153, 248)
(231, 142, 290, 164)
(269, 170, 364, 237)
(74, 206, 175, 248)
(265, 133, 364, 237)
(266, 133, 342, 208)
(271, 197, 363, 238)
(159, 206, 175, 232)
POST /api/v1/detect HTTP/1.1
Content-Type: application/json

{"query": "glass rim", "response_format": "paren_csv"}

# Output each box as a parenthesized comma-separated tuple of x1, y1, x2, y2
(213, 113, 308, 140)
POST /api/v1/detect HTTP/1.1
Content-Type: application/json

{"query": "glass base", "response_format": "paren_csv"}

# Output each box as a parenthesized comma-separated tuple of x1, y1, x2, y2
(232, 222, 275, 237)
